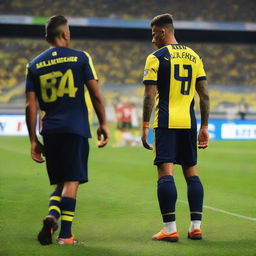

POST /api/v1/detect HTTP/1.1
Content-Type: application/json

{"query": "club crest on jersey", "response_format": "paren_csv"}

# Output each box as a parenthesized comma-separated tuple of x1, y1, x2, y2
(52, 51, 57, 56)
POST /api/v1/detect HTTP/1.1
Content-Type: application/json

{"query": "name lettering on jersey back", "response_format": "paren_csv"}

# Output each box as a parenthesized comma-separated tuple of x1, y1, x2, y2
(36, 56, 78, 69)
(169, 52, 196, 63)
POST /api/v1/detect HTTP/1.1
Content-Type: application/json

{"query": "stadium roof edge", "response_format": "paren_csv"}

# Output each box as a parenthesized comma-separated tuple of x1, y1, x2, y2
(0, 15, 256, 32)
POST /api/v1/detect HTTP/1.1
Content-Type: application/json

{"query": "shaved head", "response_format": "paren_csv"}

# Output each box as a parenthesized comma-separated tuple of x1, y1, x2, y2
(151, 13, 174, 32)
(45, 15, 69, 44)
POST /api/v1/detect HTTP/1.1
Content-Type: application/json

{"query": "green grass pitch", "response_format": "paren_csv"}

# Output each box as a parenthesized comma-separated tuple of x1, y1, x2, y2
(0, 136, 256, 256)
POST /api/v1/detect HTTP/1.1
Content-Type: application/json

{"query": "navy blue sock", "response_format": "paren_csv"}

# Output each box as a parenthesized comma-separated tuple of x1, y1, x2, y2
(59, 197, 76, 238)
(187, 176, 204, 220)
(157, 175, 177, 222)
(48, 190, 61, 219)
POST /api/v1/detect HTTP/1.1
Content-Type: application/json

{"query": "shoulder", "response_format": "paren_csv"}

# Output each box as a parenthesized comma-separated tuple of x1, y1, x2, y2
(151, 46, 170, 59)
(82, 51, 94, 61)
(62, 47, 87, 59)
(183, 45, 202, 60)
(66, 47, 83, 55)
(69, 49, 94, 63)
(145, 46, 169, 64)
(52, 47, 89, 60)
(28, 49, 50, 67)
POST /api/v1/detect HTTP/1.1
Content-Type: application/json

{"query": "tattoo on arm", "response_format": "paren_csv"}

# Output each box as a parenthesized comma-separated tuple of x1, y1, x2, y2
(142, 85, 156, 122)
(196, 80, 210, 126)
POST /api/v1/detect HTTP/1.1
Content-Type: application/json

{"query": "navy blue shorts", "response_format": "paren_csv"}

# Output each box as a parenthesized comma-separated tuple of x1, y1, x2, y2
(154, 128, 197, 167)
(43, 133, 89, 185)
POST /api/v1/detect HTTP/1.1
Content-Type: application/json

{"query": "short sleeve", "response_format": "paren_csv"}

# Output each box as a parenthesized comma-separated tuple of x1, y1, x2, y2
(196, 57, 207, 82)
(83, 51, 98, 81)
(25, 63, 36, 92)
(143, 54, 159, 85)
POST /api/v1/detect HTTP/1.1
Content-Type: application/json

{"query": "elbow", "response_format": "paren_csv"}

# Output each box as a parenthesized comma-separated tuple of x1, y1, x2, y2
(145, 96, 155, 106)
(200, 93, 209, 104)
(91, 94, 103, 105)
(144, 94, 154, 102)
(25, 102, 31, 113)
(25, 101, 30, 109)
(204, 94, 210, 103)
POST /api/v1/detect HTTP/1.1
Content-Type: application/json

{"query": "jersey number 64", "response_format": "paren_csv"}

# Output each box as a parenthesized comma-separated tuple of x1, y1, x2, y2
(39, 69, 78, 103)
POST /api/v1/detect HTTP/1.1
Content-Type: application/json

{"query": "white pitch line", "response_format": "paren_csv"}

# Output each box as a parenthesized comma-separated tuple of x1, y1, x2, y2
(207, 149, 256, 155)
(178, 199, 256, 221)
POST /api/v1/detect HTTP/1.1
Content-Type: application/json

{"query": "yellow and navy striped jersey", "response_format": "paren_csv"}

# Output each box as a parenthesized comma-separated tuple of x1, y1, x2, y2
(143, 44, 206, 129)
(26, 47, 98, 138)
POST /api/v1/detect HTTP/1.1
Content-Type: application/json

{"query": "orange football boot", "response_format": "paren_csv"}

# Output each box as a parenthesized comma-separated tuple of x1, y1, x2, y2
(188, 228, 202, 240)
(152, 229, 179, 242)
(56, 234, 85, 245)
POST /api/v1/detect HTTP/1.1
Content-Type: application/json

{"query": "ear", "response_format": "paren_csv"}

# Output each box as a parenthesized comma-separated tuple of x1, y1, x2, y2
(161, 28, 166, 38)
(45, 35, 50, 43)
(62, 31, 69, 40)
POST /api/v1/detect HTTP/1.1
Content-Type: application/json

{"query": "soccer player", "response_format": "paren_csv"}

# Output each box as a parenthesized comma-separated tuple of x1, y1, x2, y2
(141, 14, 210, 242)
(25, 15, 109, 245)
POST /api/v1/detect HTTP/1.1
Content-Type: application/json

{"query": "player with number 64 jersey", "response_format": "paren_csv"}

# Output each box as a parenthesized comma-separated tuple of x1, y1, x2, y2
(25, 15, 109, 246)
(26, 47, 96, 138)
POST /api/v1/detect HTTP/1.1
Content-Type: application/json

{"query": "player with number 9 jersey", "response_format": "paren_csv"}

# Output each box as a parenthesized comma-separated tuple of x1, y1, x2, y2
(143, 44, 206, 129)
(26, 47, 97, 138)
(141, 13, 210, 242)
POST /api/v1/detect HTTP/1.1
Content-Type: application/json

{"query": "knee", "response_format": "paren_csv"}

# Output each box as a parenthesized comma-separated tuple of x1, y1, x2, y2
(187, 176, 202, 184)
(62, 181, 80, 198)
(158, 175, 174, 185)
(56, 183, 64, 192)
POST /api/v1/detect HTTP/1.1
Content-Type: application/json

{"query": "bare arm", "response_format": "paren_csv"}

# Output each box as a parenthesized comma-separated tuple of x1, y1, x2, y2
(26, 92, 38, 142)
(25, 92, 44, 162)
(86, 79, 109, 147)
(143, 85, 156, 122)
(141, 85, 156, 150)
(196, 79, 210, 148)
(196, 79, 210, 126)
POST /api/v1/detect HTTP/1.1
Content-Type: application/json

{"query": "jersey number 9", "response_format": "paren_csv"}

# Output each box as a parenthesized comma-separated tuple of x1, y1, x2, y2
(174, 64, 192, 95)
(39, 69, 78, 103)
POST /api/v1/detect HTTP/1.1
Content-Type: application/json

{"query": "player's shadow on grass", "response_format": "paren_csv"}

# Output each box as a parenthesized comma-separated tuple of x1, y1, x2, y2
(59, 245, 137, 256)
(86, 239, 256, 256)
(188, 239, 256, 255)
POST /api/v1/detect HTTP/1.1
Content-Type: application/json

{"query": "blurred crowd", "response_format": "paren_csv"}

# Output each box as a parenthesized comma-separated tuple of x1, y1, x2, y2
(192, 43, 256, 86)
(1, 0, 255, 22)
(0, 39, 255, 95)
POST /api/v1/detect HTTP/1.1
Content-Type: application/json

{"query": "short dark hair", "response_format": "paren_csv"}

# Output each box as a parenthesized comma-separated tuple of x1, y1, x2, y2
(150, 13, 174, 30)
(45, 15, 68, 44)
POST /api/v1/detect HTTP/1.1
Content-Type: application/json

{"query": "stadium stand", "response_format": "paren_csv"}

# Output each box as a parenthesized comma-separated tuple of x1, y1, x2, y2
(0, 0, 255, 22)
(191, 43, 256, 86)
(1, 37, 255, 116)
(0, 38, 255, 95)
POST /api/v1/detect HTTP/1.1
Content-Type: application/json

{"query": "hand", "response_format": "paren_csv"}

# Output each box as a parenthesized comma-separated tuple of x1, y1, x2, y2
(31, 139, 45, 163)
(141, 127, 152, 150)
(97, 125, 109, 148)
(198, 126, 209, 149)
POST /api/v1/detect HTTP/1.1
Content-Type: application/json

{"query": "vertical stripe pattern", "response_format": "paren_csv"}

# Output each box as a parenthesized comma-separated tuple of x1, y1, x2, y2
(153, 48, 171, 128)
(144, 45, 207, 129)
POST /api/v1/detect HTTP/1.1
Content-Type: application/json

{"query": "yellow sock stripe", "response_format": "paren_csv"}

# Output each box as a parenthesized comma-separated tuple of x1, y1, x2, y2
(62, 210, 75, 216)
(162, 212, 175, 216)
(190, 211, 202, 215)
(50, 196, 61, 202)
(61, 215, 74, 222)
(49, 205, 61, 215)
